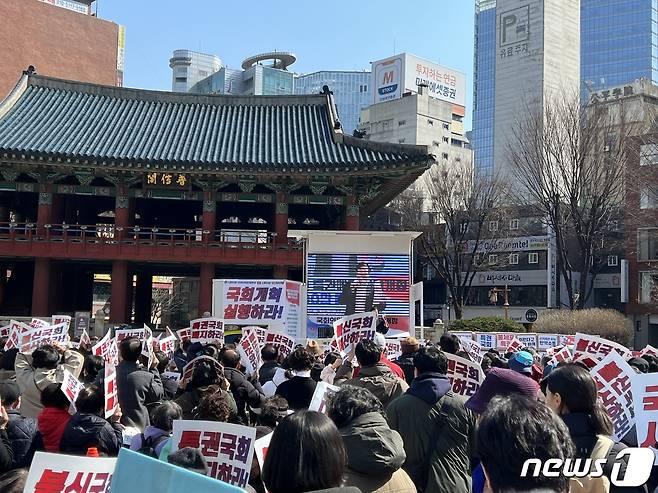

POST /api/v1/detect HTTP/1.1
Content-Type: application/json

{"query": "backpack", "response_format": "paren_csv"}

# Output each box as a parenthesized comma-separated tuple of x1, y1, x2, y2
(137, 433, 168, 459)
(569, 435, 613, 493)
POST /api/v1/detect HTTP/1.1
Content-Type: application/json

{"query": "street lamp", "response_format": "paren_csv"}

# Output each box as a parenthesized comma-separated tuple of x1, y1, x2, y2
(446, 295, 453, 329)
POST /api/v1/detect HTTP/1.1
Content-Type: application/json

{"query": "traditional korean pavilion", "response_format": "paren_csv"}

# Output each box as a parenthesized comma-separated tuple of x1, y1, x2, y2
(0, 69, 432, 323)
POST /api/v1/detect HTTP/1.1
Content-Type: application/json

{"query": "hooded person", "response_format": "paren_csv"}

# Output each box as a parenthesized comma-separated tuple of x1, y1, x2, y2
(387, 346, 475, 493)
(327, 386, 415, 492)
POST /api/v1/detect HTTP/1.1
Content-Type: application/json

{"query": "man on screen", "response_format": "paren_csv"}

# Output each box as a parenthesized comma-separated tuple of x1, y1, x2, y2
(339, 262, 386, 315)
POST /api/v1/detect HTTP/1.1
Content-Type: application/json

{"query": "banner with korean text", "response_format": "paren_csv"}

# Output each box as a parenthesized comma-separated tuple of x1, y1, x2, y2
(632, 372, 658, 464)
(214, 279, 303, 339)
(573, 333, 631, 368)
(238, 328, 261, 376)
(445, 353, 484, 397)
(189, 317, 225, 345)
(309, 381, 339, 415)
(172, 420, 256, 488)
(333, 311, 377, 356)
(24, 452, 116, 493)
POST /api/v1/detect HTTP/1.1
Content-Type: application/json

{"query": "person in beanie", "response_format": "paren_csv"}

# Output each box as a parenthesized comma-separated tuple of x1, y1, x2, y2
(395, 337, 420, 384)
(0, 382, 36, 468)
(387, 346, 475, 493)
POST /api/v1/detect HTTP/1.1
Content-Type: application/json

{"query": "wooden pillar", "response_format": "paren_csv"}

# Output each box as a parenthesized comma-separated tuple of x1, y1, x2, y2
(31, 257, 52, 316)
(110, 260, 129, 323)
(344, 195, 360, 231)
(275, 192, 288, 244)
(202, 191, 216, 232)
(36, 188, 53, 235)
(198, 263, 214, 316)
(134, 272, 152, 326)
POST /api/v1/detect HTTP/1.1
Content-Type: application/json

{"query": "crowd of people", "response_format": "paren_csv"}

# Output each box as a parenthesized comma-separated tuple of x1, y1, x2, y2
(0, 327, 655, 493)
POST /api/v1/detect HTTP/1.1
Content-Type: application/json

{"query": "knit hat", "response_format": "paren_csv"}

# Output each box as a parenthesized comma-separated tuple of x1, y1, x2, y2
(466, 367, 540, 414)
(508, 350, 534, 375)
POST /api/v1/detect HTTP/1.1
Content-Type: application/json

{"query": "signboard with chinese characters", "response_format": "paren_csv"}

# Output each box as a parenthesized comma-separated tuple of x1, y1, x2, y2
(371, 53, 466, 107)
(144, 172, 190, 190)
(213, 279, 303, 339)
(172, 420, 256, 488)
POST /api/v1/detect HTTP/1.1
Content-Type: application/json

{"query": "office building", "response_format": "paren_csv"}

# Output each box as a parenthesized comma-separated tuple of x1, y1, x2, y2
(582, 0, 658, 97)
(186, 52, 296, 96)
(0, 0, 124, 97)
(295, 71, 371, 134)
(169, 50, 222, 92)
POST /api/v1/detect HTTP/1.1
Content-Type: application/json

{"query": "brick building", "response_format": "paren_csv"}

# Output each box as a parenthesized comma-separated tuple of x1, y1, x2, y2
(0, 0, 123, 97)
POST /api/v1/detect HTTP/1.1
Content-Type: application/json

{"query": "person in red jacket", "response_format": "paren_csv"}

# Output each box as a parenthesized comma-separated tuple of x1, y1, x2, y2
(36, 383, 71, 453)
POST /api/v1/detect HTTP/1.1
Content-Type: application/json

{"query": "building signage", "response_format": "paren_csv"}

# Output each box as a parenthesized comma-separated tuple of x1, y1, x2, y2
(39, 0, 90, 14)
(471, 270, 548, 286)
(466, 236, 549, 253)
(144, 172, 190, 190)
(499, 5, 530, 59)
(371, 53, 466, 107)
(593, 273, 622, 289)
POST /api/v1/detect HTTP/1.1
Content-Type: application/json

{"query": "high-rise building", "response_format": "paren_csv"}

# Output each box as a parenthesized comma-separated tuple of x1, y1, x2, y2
(169, 50, 222, 92)
(472, 0, 580, 184)
(185, 52, 296, 96)
(581, 0, 658, 96)
(474, 0, 658, 179)
(0, 0, 124, 97)
(472, 0, 497, 179)
(295, 71, 371, 134)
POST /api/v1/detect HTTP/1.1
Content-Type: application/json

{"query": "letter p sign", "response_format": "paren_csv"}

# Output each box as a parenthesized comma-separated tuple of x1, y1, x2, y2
(500, 5, 529, 46)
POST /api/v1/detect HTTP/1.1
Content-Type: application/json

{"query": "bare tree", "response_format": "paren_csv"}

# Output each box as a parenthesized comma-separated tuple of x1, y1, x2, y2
(396, 161, 507, 319)
(150, 287, 186, 326)
(508, 91, 637, 309)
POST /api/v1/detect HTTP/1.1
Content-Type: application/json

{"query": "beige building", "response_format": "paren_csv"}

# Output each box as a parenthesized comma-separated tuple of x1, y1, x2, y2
(358, 88, 472, 209)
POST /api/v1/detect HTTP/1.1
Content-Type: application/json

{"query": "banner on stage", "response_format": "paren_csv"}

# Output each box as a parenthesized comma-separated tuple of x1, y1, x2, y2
(333, 311, 377, 356)
(445, 353, 484, 397)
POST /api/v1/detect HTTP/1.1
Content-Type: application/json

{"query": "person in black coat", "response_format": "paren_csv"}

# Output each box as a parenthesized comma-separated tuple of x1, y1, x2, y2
(116, 338, 164, 430)
(0, 382, 36, 468)
(276, 348, 317, 411)
(59, 385, 123, 456)
(220, 349, 264, 425)
(0, 402, 13, 473)
(258, 344, 280, 386)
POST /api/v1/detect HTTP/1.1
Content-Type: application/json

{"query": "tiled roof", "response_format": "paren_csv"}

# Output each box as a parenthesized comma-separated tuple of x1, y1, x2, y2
(0, 72, 432, 173)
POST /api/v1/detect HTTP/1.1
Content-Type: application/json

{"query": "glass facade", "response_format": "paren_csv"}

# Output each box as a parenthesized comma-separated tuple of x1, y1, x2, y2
(262, 67, 294, 95)
(581, 0, 658, 98)
(169, 50, 222, 92)
(295, 71, 371, 134)
(472, 0, 497, 179)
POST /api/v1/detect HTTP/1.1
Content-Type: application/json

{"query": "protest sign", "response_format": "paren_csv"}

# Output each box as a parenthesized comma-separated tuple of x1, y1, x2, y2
(465, 339, 483, 364)
(24, 451, 116, 493)
(19, 322, 69, 352)
(172, 420, 256, 488)
(558, 334, 575, 346)
(61, 369, 84, 405)
(573, 333, 631, 368)
(220, 280, 303, 339)
(475, 332, 496, 350)
(254, 432, 273, 468)
(494, 332, 517, 350)
(263, 330, 296, 358)
(632, 372, 658, 464)
(112, 448, 244, 493)
(538, 334, 559, 350)
(517, 333, 538, 349)
(190, 317, 225, 345)
(79, 328, 91, 348)
(0, 324, 9, 338)
(445, 353, 484, 397)
(177, 327, 191, 342)
(159, 335, 176, 358)
(180, 356, 223, 388)
(385, 338, 402, 360)
(115, 327, 147, 343)
(237, 328, 261, 376)
(333, 311, 377, 356)
(163, 371, 181, 387)
(104, 364, 118, 419)
(548, 346, 572, 366)
(4, 319, 32, 350)
(243, 326, 267, 346)
(309, 381, 340, 415)
(591, 351, 636, 441)
(506, 336, 524, 354)
(30, 317, 49, 328)
(51, 314, 72, 330)
(450, 331, 474, 347)
(640, 345, 658, 357)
